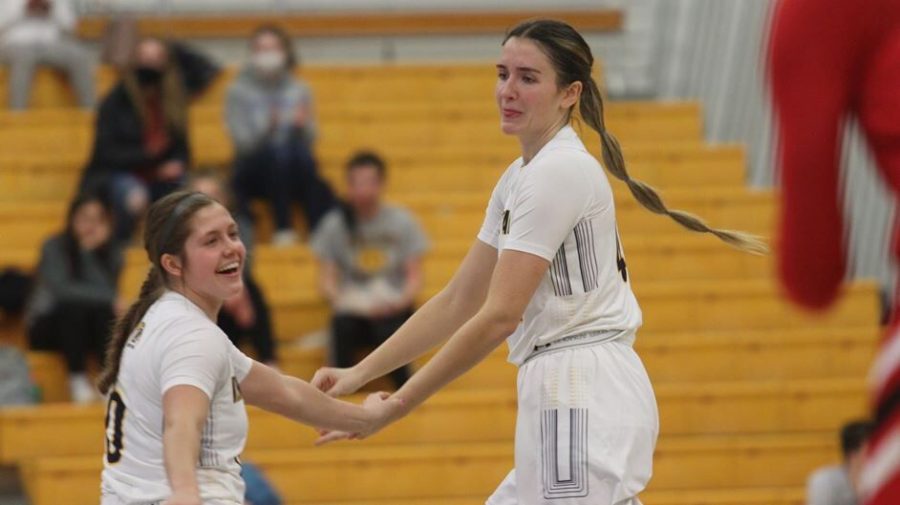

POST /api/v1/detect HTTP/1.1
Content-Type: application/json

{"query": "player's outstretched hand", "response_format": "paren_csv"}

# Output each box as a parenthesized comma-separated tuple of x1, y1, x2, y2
(311, 366, 364, 397)
(314, 392, 405, 446)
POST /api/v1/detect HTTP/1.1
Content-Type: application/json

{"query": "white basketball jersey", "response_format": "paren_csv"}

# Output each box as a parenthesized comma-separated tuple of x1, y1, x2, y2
(477, 125, 642, 365)
(101, 291, 253, 505)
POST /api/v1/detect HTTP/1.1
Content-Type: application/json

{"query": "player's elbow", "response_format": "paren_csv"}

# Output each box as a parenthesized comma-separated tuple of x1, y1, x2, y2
(479, 308, 521, 345)
(268, 376, 303, 419)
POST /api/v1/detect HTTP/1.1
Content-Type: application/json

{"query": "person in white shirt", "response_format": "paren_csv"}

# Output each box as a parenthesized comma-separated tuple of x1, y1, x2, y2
(0, 0, 94, 109)
(96, 191, 400, 505)
(311, 19, 765, 505)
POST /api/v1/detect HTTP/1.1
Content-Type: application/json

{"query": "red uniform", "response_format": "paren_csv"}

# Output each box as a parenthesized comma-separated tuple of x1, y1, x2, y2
(769, 0, 900, 502)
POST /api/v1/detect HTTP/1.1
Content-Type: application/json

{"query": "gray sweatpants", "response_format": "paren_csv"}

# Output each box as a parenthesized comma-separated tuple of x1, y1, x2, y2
(3, 39, 95, 109)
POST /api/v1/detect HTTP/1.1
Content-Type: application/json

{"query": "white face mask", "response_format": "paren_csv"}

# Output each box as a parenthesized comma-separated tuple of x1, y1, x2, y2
(252, 50, 286, 75)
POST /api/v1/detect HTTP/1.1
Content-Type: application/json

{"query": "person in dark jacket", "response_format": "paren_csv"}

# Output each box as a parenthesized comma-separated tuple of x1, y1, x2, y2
(81, 37, 190, 241)
(27, 192, 124, 404)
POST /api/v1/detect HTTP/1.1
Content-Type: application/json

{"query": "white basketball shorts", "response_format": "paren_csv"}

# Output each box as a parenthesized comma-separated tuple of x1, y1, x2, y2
(486, 333, 659, 505)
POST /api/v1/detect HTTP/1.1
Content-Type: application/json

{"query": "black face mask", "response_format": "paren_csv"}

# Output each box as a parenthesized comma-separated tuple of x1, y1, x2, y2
(135, 67, 163, 86)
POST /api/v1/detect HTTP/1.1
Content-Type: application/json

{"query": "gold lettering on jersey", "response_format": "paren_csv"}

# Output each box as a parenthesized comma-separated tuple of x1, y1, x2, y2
(502, 210, 511, 234)
(231, 377, 243, 403)
(125, 322, 146, 349)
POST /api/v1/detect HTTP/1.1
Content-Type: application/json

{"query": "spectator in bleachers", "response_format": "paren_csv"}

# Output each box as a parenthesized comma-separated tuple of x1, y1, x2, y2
(80, 37, 189, 242)
(311, 152, 427, 388)
(98, 19, 222, 102)
(188, 171, 278, 366)
(0, 0, 95, 109)
(807, 419, 875, 505)
(226, 24, 335, 246)
(25, 192, 123, 404)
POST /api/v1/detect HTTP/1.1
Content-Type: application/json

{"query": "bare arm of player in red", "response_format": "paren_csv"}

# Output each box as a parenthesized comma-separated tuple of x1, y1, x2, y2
(768, 0, 861, 309)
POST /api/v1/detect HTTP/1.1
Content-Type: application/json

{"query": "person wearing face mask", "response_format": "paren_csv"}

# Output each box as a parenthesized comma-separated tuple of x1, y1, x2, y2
(80, 37, 190, 242)
(0, 0, 95, 109)
(26, 192, 125, 404)
(225, 24, 335, 247)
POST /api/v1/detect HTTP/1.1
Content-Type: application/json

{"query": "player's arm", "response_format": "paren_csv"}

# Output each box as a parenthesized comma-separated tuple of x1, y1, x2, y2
(769, 0, 854, 309)
(395, 256, 424, 310)
(162, 385, 209, 504)
(239, 361, 398, 433)
(393, 249, 544, 409)
(317, 248, 547, 444)
(315, 239, 497, 394)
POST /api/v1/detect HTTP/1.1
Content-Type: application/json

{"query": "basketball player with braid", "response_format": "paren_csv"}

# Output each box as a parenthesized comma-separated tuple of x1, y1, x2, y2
(97, 191, 400, 505)
(312, 19, 766, 504)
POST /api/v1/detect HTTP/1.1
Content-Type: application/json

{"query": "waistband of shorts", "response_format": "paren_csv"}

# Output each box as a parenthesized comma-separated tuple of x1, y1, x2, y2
(523, 329, 633, 364)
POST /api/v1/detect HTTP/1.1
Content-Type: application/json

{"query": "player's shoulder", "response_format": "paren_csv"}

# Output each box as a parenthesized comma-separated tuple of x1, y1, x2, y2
(494, 157, 524, 189)
(525, 149, 599, 188)
(143, 292, 226, 345)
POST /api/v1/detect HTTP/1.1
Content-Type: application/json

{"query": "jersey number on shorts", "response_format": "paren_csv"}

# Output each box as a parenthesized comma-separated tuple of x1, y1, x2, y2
(615, 229, 628, 283)
(105, 390, 126, 464)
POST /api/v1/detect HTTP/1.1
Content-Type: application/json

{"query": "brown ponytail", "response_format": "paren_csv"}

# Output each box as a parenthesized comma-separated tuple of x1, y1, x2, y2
(579, 79, 768, 254)
(505, 19, 768, 255)
(97, 191, 217, 394)
(97, 266, 163, 394)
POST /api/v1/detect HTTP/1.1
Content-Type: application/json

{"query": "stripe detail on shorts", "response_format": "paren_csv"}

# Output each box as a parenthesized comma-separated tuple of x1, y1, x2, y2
(573, 221, 599, 293)
(541, 408, 589, 499)
(550, 244, 573, 297)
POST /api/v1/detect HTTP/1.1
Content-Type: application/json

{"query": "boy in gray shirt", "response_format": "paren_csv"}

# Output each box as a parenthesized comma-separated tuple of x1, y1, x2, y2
(311, 152, 428, 387)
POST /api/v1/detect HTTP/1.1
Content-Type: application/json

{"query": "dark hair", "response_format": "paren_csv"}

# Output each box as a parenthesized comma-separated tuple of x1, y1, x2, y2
(97, 191, 217, 394)
(250, 24, 298, 69)
(840, 420, 874, 459)
(504, 19, 767, 255)
(339, 151, 388, 240)
(346, 150, 387, 181)
(62, 192, 115, 281)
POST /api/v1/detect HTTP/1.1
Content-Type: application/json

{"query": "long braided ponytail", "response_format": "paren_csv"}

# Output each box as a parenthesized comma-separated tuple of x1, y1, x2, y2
(505, 19, 768, 255)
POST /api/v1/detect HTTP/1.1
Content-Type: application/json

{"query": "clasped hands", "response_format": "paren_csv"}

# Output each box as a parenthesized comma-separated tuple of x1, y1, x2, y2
(311, 366, 406, 446)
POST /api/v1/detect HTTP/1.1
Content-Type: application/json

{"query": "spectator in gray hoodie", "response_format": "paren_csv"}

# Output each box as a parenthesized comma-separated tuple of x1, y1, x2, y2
(225, 24, 335, 247)
(27, 192, 124, 404)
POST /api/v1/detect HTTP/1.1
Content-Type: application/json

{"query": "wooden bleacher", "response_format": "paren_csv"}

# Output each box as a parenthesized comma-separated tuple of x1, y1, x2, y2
(74, 10, 623, 39)
(0, 62, 880, 505)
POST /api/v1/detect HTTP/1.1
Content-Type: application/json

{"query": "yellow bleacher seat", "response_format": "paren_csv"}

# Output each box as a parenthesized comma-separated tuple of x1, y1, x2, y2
(19, 432, 834, 505)
(0, 62, 875, 505)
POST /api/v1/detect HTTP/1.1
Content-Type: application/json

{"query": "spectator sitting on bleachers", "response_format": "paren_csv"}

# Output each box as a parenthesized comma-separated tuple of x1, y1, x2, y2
(226, 24, 335, 246)
(311, 151, 427, 388)
(0, 0, 94, 109)
(25, 192, 124, 404)
(807, 419, 875, 505)
(80, 37, 189, 242)
(188, 170, 278, 367)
